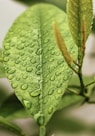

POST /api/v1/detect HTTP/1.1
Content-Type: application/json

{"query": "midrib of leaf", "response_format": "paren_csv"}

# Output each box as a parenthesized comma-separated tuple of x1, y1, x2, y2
(38, 7, 43, 119)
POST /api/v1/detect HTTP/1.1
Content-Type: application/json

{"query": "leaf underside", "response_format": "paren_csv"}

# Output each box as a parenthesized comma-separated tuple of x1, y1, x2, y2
(67, 0, 93, 46)
(3, 4, 77, 126)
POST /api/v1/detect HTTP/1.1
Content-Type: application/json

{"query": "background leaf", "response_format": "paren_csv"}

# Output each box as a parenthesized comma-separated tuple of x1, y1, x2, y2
(13, 0, 67, 11)
(3, 4, 77, 127)
(67, 0, 93, 46)
(0, 94, 30, 120)
(0, 117, 25, 136)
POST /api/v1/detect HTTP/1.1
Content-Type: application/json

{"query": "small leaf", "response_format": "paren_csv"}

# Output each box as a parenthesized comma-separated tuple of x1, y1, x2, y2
(53, 21, 73, 66)
(3, 4, 77, 127)
(0, 117, 25, 136)
(0, 94, 30, 120)
(67, 0, 93, 46)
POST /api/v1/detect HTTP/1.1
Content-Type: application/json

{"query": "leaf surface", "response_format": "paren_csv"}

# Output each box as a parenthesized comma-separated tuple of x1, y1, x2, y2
(67, 0, 93, 46)
(3, 4, 77, 126)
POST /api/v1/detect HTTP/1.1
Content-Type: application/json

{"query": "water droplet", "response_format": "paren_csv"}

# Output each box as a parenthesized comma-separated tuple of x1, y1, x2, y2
(15, 59, 20, 64)
(48, 107, 53, 114)
(8, 75, 14, 80)
(57, 59, 64, 65)
(37, 114, 45, 125)
(36, 48, 42, 55)
(3, 51, 10, 56)
(12, 83, 18, 89)
(8, 68, 16, 74)
(22, 75, 28, 79)
(23, 100, 31, 109)
(49, 58, 54, 62)
(55, 95, 61, 100)
(48, 89, 54, 95)
(55, 71, 62, 76)
(4, 57, 9, 62)
(17, 44, 24, 50)
(4, 45, 10, 50)
(63, 76, 68, 81)
(30, 59, 36, 64)
(36, 64, 41, 70)
(19, 52, 24, 56)
(26, 67, 33, 72)
(51, 50, 55, 55)
(30, 90, 40, 97)
(57, 89, 62, 94)
(57, 83, 62, 88)
(30, 43, 35, 48)
(16, 77, 20, 81)
(21, 84, 28, 90)
(50, 76, 55, 81)
(48, 46, 53, 51)
(36, 70, 41, 75)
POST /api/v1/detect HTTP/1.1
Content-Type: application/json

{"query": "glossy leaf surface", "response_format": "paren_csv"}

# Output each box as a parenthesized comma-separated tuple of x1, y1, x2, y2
(3, 4, 77, 126)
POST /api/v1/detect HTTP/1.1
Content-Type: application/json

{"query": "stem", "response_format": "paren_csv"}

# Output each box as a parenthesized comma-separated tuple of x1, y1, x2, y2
(77, 46, 87, 96)
(85, 81, 95, 87)
(40, 126, 46, 136)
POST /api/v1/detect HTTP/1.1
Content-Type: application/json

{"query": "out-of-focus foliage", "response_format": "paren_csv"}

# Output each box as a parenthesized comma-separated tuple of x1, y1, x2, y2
(13, 0, 67, 11)
(92, 15, 95, 33)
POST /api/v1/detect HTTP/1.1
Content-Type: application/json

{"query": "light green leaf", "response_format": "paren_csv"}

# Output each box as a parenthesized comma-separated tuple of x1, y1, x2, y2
(3, 4, 77, 127)
(0, 48, 6, 78)
(67, 0, 93, 46)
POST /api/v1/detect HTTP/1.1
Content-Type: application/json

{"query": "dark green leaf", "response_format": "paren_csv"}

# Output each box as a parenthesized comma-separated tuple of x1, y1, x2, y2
(14, 0, 67, 11)
(0, 94, 30, 119)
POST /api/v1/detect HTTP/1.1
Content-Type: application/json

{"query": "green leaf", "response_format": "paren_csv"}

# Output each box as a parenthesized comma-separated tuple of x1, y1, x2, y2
(0, 94, 30, 120)
(3, 4, 77, 127)
(0, 117, 25, 136)
(0, 49, 6, 78)
(57, 93, 84, 110)
(15, 0, 67, 11)
(67, 0, 93, 46)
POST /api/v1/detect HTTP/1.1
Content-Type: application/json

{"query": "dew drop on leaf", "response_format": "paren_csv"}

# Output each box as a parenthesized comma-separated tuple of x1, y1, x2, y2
(57, 89, 62, 94)
(22, 75, 28, 79)
(48, 107, 53, 114)
(50, 76, 55, 81)
(21, 84, 28, 90)
(30, 90, 40, 97)
(48, 89, 54, 95)
(8, 68, 16, 74)
(26, 67, 33, 72)
(23, 100, 31, 109)
(15, 59, 20, 64)
(36, 48, 42, 55)
(49, 58, 54, 62)
(12, 83, 18, 89)
(8, 75, 14, 80)
(37, 114, 45, 125)
(3, 57, 9, 62)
